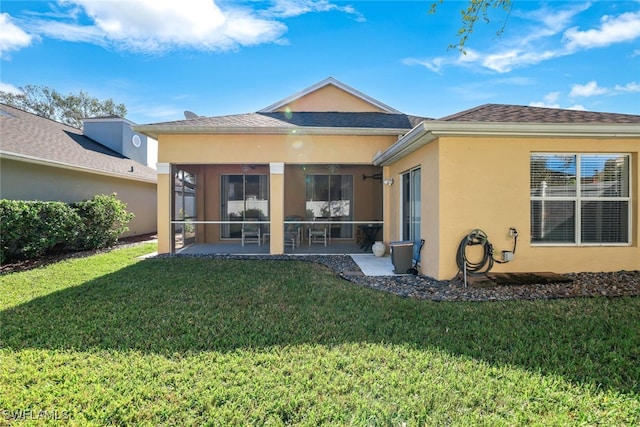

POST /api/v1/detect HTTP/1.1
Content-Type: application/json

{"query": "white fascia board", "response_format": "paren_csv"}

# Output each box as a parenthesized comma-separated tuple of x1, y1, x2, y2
(373, 121, 640, 166)
(424, 121, 640, 137)
(0, 151, 157, 184)
(133, 124, 408, 138)
(258, 77, 402, 114)
(373, 122, 435, 166)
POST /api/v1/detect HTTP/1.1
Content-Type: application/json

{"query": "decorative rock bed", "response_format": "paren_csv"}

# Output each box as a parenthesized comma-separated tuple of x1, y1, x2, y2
(158, 253, 640, 302)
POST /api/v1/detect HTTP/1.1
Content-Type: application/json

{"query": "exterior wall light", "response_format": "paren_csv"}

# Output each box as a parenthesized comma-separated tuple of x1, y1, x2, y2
(383, 178, 394, 186)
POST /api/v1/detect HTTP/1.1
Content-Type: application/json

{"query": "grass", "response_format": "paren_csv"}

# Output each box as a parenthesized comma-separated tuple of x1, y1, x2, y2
(1, 244, 639, 425)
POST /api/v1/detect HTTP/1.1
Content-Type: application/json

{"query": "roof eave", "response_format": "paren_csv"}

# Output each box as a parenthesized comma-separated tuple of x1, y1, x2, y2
(0, 151, 157, 184)
(373, 121, 640, 166)
(133, 124, 409, 138)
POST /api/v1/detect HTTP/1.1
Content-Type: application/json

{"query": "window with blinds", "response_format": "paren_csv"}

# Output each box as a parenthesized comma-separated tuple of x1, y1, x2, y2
(530, 153, 630, 245)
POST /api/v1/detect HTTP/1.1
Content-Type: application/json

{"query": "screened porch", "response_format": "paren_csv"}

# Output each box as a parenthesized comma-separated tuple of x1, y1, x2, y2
(169, 163, 385, 255)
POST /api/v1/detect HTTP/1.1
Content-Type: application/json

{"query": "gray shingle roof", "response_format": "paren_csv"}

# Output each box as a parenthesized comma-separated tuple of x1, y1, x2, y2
(440, 104, 640, 123)
(0, 104, 156, 182)
(147, 111, 428, 130)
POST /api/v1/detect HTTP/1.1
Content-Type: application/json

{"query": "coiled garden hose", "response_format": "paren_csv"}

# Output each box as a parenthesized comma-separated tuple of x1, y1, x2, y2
(455, 229, 506, 277)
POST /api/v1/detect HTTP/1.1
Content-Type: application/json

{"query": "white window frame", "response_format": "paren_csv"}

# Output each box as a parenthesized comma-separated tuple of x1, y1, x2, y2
(530, 153, 631, 247)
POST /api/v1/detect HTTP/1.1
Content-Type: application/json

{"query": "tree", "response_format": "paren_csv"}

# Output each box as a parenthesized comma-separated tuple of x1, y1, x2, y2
(429, 0, 512, 53)
(0, 85, 127, 129)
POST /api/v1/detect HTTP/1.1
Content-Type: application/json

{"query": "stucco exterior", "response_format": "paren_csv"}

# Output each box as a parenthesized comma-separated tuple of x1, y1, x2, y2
(0, 158, 157, 237)
(381, 132, 639, 280)
(138, 78, 639, 279)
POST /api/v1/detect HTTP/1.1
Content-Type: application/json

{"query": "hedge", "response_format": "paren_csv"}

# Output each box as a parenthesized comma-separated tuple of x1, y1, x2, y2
(1, 194, 134, 263)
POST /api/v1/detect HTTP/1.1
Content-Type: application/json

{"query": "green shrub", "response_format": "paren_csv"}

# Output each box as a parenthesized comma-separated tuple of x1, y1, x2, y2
(71, 194, 134, 250)
(0, 194, 133, 263)
(0, 200, 81, 263)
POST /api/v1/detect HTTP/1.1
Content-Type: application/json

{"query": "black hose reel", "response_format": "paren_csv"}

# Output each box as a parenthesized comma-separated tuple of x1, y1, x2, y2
(456, 228, 518, 286)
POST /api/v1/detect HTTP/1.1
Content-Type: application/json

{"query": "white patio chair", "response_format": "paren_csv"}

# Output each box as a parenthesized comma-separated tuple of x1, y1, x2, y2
(241, 223, 261, 246)
(308, 221, 327, 246)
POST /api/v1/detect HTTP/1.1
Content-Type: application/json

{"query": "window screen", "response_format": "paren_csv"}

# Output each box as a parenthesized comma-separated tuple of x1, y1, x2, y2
(530, 154, 630, 245)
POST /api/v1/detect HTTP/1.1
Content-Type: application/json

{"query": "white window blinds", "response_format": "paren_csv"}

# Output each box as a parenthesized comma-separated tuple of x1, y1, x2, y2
(530, 153, 630, 245)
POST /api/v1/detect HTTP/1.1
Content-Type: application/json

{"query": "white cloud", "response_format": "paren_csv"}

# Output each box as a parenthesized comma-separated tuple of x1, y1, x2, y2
(408, 4, 640, 75)
(18, 0, 361, 54)
(567, 104, 586, 111)
(402, 57, 444, 74)
(569, 81, 609, 97)
(480, 49, 558, 73)
(529, 92, 560, 109)
(568, 80, 640, 99)
(614, 81, 640, 93)
(32, 0, 285, 52)
(267, 0, 365, 22)
(543, 92, 560, 104)
(0, 13, 33, 57)
(529, 98, 586, 111)
(529, 101, 560, 108)
(517, 2, 591, 43)
(564, 11, 640, 50)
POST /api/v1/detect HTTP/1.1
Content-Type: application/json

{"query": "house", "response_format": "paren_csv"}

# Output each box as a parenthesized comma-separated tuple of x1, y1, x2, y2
(0, 103, 157, 237)
(135, 78, 639, 279)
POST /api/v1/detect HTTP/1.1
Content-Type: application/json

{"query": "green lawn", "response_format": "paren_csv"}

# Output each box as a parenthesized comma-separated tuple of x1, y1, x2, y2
(1, 244, 639, 425)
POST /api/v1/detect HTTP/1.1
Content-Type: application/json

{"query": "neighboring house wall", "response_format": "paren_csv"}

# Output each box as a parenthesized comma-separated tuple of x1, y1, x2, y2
(385, 136, 639, 280)
(0, 158, 157, 236)
(83, 118, 151, 167)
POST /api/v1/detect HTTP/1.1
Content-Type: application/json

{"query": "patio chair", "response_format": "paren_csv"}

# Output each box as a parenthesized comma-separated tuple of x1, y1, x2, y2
(241, 222, 261, 246)
(308, 220, 328, 246)
(284, 215, 303, 249)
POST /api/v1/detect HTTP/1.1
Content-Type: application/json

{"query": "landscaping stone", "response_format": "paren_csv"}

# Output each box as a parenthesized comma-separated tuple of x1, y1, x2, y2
(158, 253, 640, 302)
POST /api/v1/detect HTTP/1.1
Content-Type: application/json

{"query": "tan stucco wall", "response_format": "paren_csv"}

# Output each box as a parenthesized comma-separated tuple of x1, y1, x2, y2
(276, 85, 386, 113)
(158, 134, 395, 165)
(0, 158, 157, 237)
(385, 136, 639, 280)
(384, 142, 440, 275)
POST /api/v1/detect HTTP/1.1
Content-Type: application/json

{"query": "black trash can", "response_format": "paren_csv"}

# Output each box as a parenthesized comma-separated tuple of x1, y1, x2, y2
(389, 241, 414, 274)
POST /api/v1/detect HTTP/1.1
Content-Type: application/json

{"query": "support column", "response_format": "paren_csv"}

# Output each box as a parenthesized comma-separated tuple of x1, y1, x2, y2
(382, 165, 393, 245)
(156, 162, 172, 254)
(269, 162, 285, 254)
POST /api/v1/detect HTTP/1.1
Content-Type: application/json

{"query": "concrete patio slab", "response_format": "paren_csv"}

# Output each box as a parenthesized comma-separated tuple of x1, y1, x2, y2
(350, 254, 396, 276)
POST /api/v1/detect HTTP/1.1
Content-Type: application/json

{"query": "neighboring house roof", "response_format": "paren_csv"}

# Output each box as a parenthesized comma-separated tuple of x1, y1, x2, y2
(0, 104, 156, 183)
(259, 77, 402, 114)
(440, 104, 640, 124)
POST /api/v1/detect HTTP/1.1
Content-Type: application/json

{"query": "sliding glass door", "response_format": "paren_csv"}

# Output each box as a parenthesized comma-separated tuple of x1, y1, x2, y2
(402, 167, 421, 258)
(221, 174, 269, 238)
(305, 174, 354, 238)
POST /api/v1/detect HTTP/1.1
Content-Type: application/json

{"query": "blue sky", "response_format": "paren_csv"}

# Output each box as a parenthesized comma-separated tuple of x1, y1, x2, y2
(1, 0, 639, 125)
